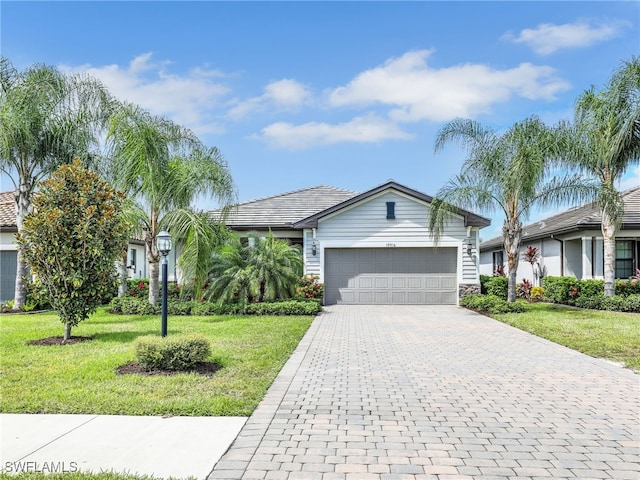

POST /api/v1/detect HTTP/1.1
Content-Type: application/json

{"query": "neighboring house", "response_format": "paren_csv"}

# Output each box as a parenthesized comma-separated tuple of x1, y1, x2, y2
(479, 186, 640, 282)
(218, 181, 490, 305)
(0, 190, 150, 302)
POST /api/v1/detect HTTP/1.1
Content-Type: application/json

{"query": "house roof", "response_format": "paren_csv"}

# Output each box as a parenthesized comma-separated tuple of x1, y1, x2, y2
(293, 180, 492, 229)
(215, 185, 358, 230)
(0, 191, 16, 229)
(480, 185, 640, 251)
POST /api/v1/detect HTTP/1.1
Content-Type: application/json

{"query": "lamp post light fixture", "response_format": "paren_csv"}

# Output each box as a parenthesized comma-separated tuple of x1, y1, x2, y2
(157, 230, 172, 337)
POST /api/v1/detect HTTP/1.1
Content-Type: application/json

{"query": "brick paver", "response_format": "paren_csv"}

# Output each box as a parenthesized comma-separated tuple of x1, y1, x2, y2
(208, 305, 640, 479)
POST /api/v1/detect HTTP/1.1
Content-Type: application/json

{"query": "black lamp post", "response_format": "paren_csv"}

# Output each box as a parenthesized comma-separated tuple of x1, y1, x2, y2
(156, 230, 172, 337)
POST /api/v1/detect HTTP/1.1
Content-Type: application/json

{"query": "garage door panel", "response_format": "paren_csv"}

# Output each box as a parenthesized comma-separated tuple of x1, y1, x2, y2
(325, 248, 457, 305)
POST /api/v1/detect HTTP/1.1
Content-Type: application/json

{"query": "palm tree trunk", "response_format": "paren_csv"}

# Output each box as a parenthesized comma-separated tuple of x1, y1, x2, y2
(602, 211, 616, 296)
(148, 259, 160, 306)
(13, 183, 32, 310)
(503, 217, 522, 303)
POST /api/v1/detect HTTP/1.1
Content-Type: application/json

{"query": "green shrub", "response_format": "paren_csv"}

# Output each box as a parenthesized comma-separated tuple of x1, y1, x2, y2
(134, 334, 211, 371)
(579, 279, 604, 299)
(543, 276, 579, 304)
(485, 276, 508, 300)
(575, 294, 605, 310)
(479, 275, 491, 294)
(622, 294, 640, 312)
(109, 297, 158, 315)
(168, 301, 194, 316)
(245, 300, 321, 316)
(460, 294, 525, 314)
(615, 279, 640, 297)
(600, 295, 627, 312)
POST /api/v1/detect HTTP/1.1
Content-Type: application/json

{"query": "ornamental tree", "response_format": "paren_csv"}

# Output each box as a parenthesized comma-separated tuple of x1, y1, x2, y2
(16, 160, 129, 341)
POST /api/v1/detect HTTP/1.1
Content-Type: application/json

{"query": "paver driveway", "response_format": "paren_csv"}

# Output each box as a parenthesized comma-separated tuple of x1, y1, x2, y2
(209, 305, 640, 480)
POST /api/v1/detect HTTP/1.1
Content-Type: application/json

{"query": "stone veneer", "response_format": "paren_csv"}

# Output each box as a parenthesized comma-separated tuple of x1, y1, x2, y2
(458, 283, 481, 297)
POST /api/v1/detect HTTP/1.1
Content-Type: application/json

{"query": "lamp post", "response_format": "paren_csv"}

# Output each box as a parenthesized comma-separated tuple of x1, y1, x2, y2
(156, 230, 172, 337)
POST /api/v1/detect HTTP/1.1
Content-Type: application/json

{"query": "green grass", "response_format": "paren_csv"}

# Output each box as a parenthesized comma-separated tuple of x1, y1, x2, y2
(492, 302, 640, 371)
(0, 308, 313, 416)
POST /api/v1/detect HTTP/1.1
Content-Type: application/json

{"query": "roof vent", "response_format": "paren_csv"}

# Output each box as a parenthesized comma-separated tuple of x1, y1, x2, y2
(386, 202, 395, 219)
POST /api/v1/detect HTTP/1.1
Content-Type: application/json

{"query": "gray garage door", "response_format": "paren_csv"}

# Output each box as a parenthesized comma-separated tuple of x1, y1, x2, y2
(324, 248, 457, 305)
(0, 250, 17, 303)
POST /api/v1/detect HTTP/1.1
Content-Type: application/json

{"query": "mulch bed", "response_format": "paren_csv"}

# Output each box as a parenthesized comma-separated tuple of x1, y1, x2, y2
(27, 336, 94, 346)
(116, 361, 222, 377)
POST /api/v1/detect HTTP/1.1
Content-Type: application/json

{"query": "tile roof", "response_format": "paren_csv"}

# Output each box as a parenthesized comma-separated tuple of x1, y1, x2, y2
(214, 185, 358, 229)
(480, 186, 640, 251)
(0, 191, 16, 229)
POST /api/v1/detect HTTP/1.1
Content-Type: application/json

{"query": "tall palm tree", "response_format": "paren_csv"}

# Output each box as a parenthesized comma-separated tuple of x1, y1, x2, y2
(0, 57, 112, 309)
(430, 116, 595, 302)
(556, 57, 640, 295)
(106, 103, 235, 306)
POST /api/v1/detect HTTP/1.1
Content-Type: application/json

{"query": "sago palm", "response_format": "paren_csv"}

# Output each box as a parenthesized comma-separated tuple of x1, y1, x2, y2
(430, 116, 595, 302)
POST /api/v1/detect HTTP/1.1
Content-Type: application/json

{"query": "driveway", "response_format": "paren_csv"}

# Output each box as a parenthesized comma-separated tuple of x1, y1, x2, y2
(209, 305, 640, 480)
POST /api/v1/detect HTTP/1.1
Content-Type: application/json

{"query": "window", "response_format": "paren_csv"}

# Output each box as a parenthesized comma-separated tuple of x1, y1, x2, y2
(492, 251, 504, 275)
(129, 248, 137, 269)
(386, 202, 395, 219)
(615, 240, 634, 279)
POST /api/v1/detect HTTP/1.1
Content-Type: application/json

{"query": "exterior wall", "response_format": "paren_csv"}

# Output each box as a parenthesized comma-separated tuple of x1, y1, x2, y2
(0, 231, 18, 250)
(304, 191, 478, 285)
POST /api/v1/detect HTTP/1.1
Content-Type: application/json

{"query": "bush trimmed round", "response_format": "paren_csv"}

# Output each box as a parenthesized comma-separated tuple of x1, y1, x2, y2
(134, 334, 211, 371)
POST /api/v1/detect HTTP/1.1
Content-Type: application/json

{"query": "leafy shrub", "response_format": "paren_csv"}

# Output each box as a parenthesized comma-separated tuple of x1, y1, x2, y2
(134, 334, 211, 371)
(516, 278, 533, 300)
(622, 294, 640, 312)
(485, 276, 508, 300)
(543, 276, 578, 304)
(579, 279, 604, 299)
(168, 301, 194, 316)
(245, 300, 322, 316)
(125, 279, 182, 300)
(109, 297, 159, 315)
(479, 275, 491, 294)
(574, 294, 640, 312)
(460, 294, 525, 314)
(295, 274, 324, 300)
(530, 286, 545, 300)
(615, 279, 640, 297)
(575, 294, 606, 310)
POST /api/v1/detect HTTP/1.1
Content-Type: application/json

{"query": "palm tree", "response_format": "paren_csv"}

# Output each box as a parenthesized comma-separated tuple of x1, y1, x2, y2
(207, 232, 303, 307)
(430, 116, 595, 302)
(0, 57, 112, 309)
(163, 208, 230, 301)
(251, 231, 303, 302)
(556, 57, 640, 295)
(106, 103, 235, 306)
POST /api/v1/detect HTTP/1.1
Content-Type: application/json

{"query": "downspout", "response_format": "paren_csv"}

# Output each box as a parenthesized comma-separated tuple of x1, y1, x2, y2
(550, 235, 564, 276)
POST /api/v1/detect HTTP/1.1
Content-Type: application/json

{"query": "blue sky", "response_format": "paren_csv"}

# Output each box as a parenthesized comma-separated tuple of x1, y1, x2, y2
(2, 1, 639, 239)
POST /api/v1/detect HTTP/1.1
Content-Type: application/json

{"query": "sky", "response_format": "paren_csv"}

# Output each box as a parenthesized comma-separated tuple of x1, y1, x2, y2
(2, 1, 639, 239)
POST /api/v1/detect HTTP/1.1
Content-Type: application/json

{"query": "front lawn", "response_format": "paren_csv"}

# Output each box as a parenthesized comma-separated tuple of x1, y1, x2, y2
(0, 308, 314, 416)
(492, 303, 640, 371)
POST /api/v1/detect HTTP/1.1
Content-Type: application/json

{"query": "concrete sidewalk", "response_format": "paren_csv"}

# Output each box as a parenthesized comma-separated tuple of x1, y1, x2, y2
(1, 414, 246, 478)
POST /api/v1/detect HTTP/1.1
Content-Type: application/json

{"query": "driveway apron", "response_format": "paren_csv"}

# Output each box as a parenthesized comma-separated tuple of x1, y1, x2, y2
(209, 305, 640, 480)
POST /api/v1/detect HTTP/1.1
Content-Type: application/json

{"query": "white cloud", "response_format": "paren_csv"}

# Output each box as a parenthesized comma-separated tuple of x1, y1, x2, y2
(619, 165, 640, 191)
(254, 114, 412, 150)
(503, 20, 629, 55)
(62, 53, 229, 136)
(228, 79, 310, 119)
(328, 50, 570, 122)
